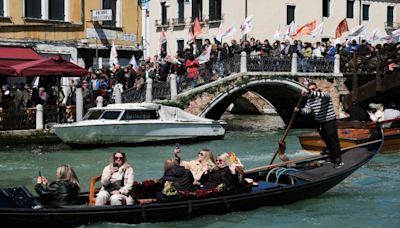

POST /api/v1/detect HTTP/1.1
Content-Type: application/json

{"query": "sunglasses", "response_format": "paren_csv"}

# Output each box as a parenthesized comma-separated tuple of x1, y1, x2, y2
(198, 152, 204, 156)
(114, 156, 124, 160)
(216, 159, 223, 162)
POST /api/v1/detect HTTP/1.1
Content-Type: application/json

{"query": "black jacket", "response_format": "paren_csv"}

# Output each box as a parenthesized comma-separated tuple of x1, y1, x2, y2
(35, 180, 79, 207)
(199, 166, 239, 191)
(159, 166, 194, 192)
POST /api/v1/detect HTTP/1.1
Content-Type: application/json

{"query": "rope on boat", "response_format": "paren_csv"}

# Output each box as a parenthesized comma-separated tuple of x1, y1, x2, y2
(275, 168, 298, 184)
(141, 205, 147, 223)
(187, 200, 192, 219)
(266, 167, 284, 182)
(223, 197, 231, 212)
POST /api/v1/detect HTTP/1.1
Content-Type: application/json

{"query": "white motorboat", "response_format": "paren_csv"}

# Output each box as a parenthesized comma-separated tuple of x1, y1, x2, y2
(53, 103, 226, 148)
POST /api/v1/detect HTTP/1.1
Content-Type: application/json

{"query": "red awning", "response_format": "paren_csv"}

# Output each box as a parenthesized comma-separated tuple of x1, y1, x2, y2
(0, 47, 43, 66)
(11, 55, 88, 77)
(0, 63, 17, 76)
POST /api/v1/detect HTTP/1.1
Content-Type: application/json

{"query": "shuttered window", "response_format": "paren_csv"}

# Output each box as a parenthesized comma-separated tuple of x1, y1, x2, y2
(346, 0, 354, 19)
(362, 4, 369, 21)
(25, 0, 41, 19)
(192, 0, 203, 21)
(287, 5, 295, 25)
(178, 0, 184, 23)
(387, 6, 394, 27)
(49, 0, 65, 20)
(209, 0, 222, 21)
(102, 0, 116, 27)
(0, 1, 4, 17)
(161, 2, 167, 25)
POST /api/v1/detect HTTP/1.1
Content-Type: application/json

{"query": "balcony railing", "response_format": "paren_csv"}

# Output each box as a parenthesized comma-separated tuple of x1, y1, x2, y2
(155, 19, 169, 28)
(384, 21, 400, 29)
(208, 14, 224, 23)
(171, 17, 186, 26)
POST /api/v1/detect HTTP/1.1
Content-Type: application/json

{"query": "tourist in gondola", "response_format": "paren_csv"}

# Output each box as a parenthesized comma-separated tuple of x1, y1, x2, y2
(198, 153, 240, 193)
(174, 147, 216, 186)
(159, 158, 194, 192)
(34, 164, 80, 208)
(294, 81, 343, 167)
(95, 151, 134, 206)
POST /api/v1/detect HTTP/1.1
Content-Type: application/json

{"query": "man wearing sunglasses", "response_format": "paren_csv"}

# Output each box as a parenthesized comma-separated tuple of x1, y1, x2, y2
(294, 81, 343, 167)
(95, 151, 134, 205)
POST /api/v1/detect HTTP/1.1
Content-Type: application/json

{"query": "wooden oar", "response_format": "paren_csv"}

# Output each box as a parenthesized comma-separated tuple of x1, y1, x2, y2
(246, 139, 382, 174)
(269, 95, 305, 165)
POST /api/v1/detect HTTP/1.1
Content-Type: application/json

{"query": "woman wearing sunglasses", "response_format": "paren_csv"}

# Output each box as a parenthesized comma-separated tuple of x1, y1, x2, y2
(198, 153, 240, 193)
(95, 151, 134, 206)
(174, 147, 216, 185)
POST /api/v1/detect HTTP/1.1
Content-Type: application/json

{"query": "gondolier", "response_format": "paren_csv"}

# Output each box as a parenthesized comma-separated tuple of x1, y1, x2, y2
(294, 82, 343, 167)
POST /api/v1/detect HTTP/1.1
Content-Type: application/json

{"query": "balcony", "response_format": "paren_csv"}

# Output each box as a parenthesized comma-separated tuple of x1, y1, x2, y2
(208, 14, 224, 24)
(155, 19, 169, 28)
(171, 17, 186, 26)
(385, 21, 400, 29)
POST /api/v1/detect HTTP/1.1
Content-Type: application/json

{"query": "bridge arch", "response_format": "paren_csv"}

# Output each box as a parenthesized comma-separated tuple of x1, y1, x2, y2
(198, 78, 312, 127)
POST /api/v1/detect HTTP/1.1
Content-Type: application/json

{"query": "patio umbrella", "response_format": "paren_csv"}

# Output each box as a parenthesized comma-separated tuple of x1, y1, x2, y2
(0, 63, 17, 76)
(12, 55, 88, 77)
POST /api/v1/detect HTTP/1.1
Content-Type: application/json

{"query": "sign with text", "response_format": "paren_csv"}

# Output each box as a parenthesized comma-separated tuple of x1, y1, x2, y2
(92, 9, 112, 21)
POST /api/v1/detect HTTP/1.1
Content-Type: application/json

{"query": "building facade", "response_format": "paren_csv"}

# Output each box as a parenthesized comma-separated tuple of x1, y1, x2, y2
(0, 0, 142, 68)
(145, 0, 400, 58)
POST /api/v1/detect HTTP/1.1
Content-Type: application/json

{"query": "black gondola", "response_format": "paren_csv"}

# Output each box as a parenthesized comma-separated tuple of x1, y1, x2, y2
(0, 124, 384, 227)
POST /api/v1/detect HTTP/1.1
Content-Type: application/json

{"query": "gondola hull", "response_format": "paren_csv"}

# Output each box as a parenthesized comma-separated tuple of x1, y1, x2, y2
(0, 125, 384, 227)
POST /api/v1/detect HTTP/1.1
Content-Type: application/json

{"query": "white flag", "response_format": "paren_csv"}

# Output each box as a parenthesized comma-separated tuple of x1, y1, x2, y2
(284, 20, 296, 39)
(240, 15, 254, 35)
(218, 25, 237, 42)
(196, 45, 212, 64)
(392, 29, 400, 36)
(348, 24, 367, 37)
(129, 55, 138, 69)
(272, 25, 281, 41)
(216, 24, 224, 43)
(310, 22, 324, 37)
(109, 42, 119, 67)
(368, 28, 381, 43)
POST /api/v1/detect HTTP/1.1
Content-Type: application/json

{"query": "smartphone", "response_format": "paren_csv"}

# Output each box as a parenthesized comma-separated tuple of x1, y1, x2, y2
(175, 143, 180, 149)
(38, 170, 42, 177)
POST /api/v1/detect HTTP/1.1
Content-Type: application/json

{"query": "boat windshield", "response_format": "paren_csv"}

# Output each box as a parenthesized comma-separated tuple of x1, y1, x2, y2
(83, 110, 103, 120)
(120, 110, 158, 120)
(101, 111, 122, 120)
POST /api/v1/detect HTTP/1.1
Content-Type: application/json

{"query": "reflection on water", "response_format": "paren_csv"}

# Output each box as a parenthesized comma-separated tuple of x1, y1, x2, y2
(0, 114, 399, 227)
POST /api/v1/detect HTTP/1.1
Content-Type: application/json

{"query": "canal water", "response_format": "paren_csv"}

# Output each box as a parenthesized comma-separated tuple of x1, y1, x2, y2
(0, 114, 399, 227)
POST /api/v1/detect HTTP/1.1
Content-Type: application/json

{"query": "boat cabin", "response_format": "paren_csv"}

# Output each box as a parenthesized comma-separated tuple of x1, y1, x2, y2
(83, 103, 160, 121)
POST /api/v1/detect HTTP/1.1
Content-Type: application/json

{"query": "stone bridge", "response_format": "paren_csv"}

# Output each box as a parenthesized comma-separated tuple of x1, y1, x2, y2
(170, 71, 347, 128)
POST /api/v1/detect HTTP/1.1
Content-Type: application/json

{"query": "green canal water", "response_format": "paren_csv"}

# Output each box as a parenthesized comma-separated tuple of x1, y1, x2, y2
(0, 115, 399, 227)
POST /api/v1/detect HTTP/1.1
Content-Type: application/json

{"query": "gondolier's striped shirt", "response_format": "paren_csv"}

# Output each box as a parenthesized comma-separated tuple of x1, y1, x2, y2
(301, 90, 336, 123)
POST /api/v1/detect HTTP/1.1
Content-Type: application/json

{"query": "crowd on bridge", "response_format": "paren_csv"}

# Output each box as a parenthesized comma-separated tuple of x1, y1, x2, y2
(1, 37, 400, 117)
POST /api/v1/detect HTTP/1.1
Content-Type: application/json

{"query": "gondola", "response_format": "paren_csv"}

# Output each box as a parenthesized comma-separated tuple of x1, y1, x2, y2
(0, 124, 384, 227)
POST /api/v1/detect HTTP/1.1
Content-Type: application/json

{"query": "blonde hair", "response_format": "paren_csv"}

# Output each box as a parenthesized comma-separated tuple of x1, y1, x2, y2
(199, 149, 216, 169)
(164, 158, 179, 172)
(56, 164, 80, 189)
(216, 153, 233, 167)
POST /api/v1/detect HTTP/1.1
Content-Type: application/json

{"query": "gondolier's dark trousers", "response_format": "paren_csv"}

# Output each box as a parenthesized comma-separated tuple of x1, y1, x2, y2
(318, 119, 341, 161)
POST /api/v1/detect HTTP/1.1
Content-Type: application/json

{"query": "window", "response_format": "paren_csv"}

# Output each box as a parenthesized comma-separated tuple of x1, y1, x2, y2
(362, 4, 369, 21)
(346, 0, 354, 19)
(177, 40, 184, 51)
(209, 0, 222, 21)
(120, 110, 158, 120)
(25, 0, 41, 19)
(192, 0, 203, 21)
(162, 42, 167, 53)
(161, 2, 167, 25)
(287, 5, 295, 25)
(322, 0, 330, 17)
(101, 111, 121, 120)
(387, 6, 394, 27)
(0, 0, 4, 17)
(103, 0, 117, 27)
(49, 0, 64, 20)
(178, 0, 184, 23)
(84, 110, 103, 120)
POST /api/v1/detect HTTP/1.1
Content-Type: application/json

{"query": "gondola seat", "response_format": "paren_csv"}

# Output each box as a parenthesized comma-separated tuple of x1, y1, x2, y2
(251, 181, 280, 192)
(89, 175, 101, 206)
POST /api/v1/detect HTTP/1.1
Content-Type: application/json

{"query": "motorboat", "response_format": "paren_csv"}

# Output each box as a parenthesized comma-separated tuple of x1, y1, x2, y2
(53, 103, 226, 148)
(0, 124, 384, 226)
